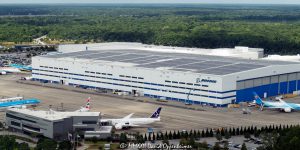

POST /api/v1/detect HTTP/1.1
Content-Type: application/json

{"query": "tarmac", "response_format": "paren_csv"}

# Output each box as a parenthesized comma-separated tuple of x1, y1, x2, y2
(1, 74, 300, 133)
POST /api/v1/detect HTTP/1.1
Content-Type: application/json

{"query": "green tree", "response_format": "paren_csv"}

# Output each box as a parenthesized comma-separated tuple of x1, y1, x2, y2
(258, 131, 278, 150)
(224, 131, 231, 140)
(152, 132, 156, 141)
(199, 141, 209, 149)
(215, 133, 222, 142)
(58, 140, 72, 150)
(18, 142, 30, 150)
(144, 133, 147, 141)
(0, 135, 18, 150)
(213, 142, 221, 150)
(224, 142, 229, 150)
(241, 143, 247, 150)
(120, 133, 128, 144)
(91, 136, 98, 144)
(136, 135, 145, 144)
(244, 132, 251, 140)
(173, 131, 177, 139)
(205, 129, 210, 137)
(162, 138, 169, 146)
(168, 131, 172, 140)
(179, 138, 188, 146)
(148, 133, 152, 141)
(35, 138, 58, 150)
(209, 129, 214, 137)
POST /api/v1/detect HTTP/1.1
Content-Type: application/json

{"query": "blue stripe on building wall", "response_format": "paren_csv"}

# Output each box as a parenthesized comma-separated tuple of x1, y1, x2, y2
(237, 83, 278, 103)
(280, 82, 288, 94)
(269, 83, 279, 96)
(237, 80, 300, 103)
(288, 80, 297, 94)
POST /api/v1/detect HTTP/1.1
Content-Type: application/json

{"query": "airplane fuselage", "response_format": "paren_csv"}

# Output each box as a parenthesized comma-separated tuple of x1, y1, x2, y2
(0, 99, 40, 109)
(107, 118, 160, 125)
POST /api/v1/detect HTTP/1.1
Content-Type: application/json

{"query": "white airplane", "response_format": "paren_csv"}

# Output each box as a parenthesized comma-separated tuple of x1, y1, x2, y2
(0, 67, 21, 75)
(101, 107, 162, 130)
(253, 92, 300, 113)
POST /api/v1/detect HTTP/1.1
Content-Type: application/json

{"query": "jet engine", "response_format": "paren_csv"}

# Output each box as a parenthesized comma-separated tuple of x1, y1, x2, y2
(283, 108, 292, 113)
(115, 123, 123, 130)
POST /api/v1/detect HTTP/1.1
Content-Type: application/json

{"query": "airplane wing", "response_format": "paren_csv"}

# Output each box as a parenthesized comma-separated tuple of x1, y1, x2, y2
(265, 106, 291, 109)
(122, 113, 134, 120)
(129, 124, 140, 127)
(278, 99, 294, 109)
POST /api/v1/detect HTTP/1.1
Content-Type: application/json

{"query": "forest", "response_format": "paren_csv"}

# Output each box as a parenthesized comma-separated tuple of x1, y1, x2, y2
(0, 4, 300, 54)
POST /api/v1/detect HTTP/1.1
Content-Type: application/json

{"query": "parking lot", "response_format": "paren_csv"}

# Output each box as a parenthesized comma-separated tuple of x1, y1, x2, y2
(1, 74, 300, 134)
(0, 53, 31, 67)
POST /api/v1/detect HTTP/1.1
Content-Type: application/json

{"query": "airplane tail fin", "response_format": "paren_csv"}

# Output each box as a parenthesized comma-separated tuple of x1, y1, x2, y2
(253, 92, 263, 105)
(85, 97, 91, 110)
(76, 97, 91, 112)
(150, 107, 162, 118)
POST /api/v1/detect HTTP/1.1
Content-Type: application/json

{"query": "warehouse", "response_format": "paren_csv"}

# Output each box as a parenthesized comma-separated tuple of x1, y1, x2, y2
(6, 108, 102, 140)
(32, 47, 300, 107)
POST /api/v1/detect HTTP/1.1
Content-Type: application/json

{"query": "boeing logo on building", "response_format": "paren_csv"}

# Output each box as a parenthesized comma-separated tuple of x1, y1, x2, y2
(196, 78, 217, 83)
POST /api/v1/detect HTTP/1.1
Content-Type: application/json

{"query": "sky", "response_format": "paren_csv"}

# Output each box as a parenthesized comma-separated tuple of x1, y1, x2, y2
(0, 0, 300, 4)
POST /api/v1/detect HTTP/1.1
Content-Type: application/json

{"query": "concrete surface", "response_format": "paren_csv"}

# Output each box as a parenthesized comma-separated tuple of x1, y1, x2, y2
(1, 74, 300, 134)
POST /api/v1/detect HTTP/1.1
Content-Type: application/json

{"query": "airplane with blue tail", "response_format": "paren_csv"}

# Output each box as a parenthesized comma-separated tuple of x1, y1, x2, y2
(9, 64, 32, 71)
(0, 97, 40, 109)
(253, 92, 300, 113)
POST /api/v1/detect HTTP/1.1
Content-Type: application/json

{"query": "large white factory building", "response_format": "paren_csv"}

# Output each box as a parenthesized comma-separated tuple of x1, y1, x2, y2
(32, 43, 300, 107)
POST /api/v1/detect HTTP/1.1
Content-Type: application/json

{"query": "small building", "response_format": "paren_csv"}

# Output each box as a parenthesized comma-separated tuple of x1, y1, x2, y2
(5, 108, 102, 140)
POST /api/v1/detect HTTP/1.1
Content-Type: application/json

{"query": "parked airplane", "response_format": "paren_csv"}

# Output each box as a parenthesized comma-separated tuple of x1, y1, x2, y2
(101, 107, 162, 129)
(0, 97, 40, 109)
(75, 97, 91, 112)
(9, 64, 32, 71)
(253, 92, 300, 113)
(0, 67, 21, 75)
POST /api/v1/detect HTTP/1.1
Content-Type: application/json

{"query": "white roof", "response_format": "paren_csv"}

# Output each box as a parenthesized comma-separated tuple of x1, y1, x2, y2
(58, 42, 263, 59)
(263, 54, 300, 62)
(40, 49, 297, 76)
(8, 108, 100, 121)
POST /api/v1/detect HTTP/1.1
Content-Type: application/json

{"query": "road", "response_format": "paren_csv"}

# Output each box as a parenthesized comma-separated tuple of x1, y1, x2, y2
(33, 35, 47, 45)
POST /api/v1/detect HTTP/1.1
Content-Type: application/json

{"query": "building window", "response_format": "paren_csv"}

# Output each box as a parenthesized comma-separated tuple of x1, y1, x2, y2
(82, 121, 97, 124)
(6, 113, 36, 123)
(23, 124, 40, 132)
(11, 121, 20, 127)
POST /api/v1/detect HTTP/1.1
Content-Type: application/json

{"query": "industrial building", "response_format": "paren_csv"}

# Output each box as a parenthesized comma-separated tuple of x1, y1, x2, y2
(5, 108, 111, 140)
(32, 44, 300, 107)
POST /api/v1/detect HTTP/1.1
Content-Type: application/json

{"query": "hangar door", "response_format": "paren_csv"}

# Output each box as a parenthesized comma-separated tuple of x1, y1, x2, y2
(236, 73, 300, 103)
